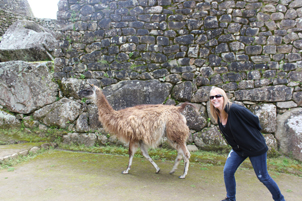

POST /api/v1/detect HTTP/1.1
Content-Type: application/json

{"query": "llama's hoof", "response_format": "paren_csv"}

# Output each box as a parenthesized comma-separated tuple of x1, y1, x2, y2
(178, 175, 186, 179)
(169, 171, 175, 175)
(122, 171, 129, 174)
(156, 169, 160, 174)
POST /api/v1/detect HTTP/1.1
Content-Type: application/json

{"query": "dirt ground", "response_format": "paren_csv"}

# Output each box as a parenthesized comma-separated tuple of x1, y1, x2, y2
(0, 149, 301, 201)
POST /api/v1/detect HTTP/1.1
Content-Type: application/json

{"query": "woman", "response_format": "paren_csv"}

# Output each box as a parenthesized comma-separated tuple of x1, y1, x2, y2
(209, 87, 285, 201)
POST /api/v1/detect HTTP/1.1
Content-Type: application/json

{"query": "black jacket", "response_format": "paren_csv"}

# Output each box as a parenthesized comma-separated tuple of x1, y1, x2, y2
(218, 103, 268, 157)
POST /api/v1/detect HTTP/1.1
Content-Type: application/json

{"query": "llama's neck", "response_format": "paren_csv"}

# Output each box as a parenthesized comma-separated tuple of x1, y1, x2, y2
(95, 89, 115, 116)
(95, 89, 121, 136)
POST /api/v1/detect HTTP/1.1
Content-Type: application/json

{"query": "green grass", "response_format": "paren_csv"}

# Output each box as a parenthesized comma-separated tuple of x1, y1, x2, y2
(0, 128, 67, 144)
(267, 157, 302, 175)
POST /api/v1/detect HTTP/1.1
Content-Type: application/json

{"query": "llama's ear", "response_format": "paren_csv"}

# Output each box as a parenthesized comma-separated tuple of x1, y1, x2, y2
(89, 84, 97, 91)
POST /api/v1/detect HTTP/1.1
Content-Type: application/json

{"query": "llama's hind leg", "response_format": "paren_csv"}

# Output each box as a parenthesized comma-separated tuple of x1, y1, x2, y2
(170, 144, 190, 179)
(122, 141, 138, 174)
(179, 144, 190, 179)
(140, 142, 160, 173)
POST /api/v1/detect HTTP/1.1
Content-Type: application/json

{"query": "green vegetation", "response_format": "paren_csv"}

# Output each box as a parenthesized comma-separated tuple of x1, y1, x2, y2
(0, 128, 66, 144)
(103, 72, 109, 78)
(98, 59, 108, 64)
(66, 36, 72, 44)
(70, 10, 78, 23)
(130, 64, 140, 70)
(80, 74, 85, 79)
(267, 157, 302, 175)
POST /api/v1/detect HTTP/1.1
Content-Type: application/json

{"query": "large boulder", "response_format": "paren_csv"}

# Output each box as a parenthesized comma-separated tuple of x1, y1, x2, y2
(181, 103, 207, 131)
(61, 79, 173, 111)
(264, 134, 279, 157)
(0, 0, 34, 17)
(172, 81, 194, 102)
(61, 78, 106, 99)
(76, 104, 102, 132)
(235, 85, 293, 102)
(76, 113, 90, 133)
(0, 20, 58, 62)
(0, 110, 21, 128)
(250, 104, 277, 133)
(102, 80, 173, 110)
(276, 108, 302, 161)
(63, 133, 97, 147)
(193, 126, 228, 151)
(61, 78, 86, 99)
(33, 98, 82, 129)
(0, 61, 59, 114)
(87, 104, 102, 130)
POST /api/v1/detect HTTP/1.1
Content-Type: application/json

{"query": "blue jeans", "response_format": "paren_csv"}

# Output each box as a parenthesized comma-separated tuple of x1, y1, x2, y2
(223, 150, 285, 201)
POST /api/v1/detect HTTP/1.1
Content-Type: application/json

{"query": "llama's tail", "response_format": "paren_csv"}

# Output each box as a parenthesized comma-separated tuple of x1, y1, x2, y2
(178, 102, 198, 113)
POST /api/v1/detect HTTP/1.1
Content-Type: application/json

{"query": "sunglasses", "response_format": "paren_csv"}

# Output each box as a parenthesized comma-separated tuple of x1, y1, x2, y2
(210, 94, 223, 100)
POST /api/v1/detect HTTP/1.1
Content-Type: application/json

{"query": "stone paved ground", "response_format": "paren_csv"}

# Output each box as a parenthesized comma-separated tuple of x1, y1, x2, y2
(0, 146, 301, 201)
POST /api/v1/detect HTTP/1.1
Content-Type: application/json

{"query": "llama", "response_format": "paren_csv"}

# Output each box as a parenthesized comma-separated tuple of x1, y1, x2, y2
(78, 84, 193, 179)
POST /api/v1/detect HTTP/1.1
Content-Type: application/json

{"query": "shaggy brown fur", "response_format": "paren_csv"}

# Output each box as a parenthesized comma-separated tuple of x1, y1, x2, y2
(78, 84, 192, 178)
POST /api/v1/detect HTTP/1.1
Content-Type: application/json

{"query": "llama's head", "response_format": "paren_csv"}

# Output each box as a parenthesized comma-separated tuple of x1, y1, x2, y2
(78, 84, 99, 103)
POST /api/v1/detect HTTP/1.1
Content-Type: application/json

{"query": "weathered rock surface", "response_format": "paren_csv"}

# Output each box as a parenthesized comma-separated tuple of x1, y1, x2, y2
(76, 113, 90, 133)
(251, 104, 276, 133)
(234, 86, 293, 101)
(75, 104, 102, 132)
(172, 81, 194, 102)
(61, 78, 86, 99)
(0, 61, 59, 114)
(33, 98, 81, 129)
(264, 134, 279, 157)
(23, 116, 39, 129)
(102, 80, 172, 110)
(0, 0, 34, 17)
(63, 133, 98, 147)
(276, 108, 302, 161)
(193, 126, 228, 151)
(181, 103, 207, 131)
(0, 20, 58, 61)
(0, 110, 21, 128)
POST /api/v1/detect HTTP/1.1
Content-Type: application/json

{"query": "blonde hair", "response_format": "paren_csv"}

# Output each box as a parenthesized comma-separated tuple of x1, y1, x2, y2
(209, 87, 232, 123)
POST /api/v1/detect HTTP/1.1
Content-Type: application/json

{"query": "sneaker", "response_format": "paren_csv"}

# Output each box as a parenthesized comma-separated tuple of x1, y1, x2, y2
(221, 198, 232, 201)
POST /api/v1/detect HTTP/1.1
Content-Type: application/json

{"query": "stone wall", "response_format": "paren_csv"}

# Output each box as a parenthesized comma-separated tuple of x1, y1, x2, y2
(51, 0, 302, 160)
(54, 0, 302, 107)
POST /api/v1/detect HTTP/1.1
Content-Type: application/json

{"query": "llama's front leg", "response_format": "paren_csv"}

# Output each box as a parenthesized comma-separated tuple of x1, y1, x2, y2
(122, 142, 138, 174)
(140, 143, 160, 173)
(170, 152, 183, 175)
